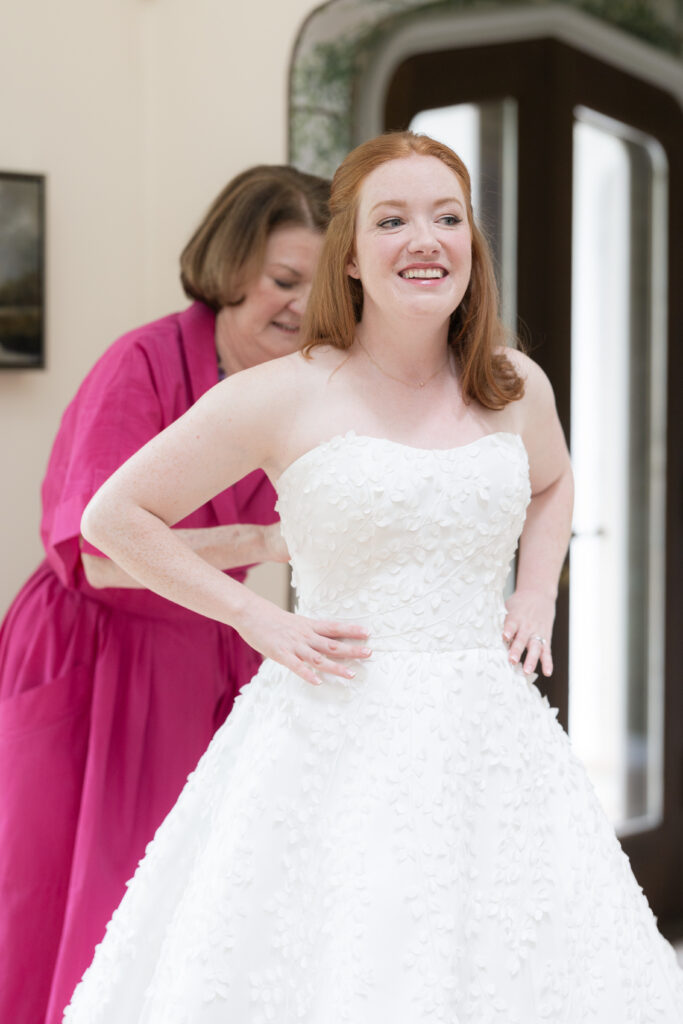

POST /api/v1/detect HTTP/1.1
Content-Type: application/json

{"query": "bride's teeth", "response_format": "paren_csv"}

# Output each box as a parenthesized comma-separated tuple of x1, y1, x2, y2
(400, 268, 445, 279)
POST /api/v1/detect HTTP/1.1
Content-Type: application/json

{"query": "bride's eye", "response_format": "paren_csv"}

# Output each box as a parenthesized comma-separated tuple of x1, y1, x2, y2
(378, 217, 403, 229)
(438, 214, 462, 226)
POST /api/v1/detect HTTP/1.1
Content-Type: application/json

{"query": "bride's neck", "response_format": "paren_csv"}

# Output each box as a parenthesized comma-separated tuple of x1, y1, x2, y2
(354, 313, 450, 378)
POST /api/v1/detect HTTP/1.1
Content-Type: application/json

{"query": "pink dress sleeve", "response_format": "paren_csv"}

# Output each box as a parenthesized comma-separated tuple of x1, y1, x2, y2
(40, 339, 165, 589)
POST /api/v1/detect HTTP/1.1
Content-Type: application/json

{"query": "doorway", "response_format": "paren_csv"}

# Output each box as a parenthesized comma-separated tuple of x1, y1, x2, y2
(385, 37, 683, 926)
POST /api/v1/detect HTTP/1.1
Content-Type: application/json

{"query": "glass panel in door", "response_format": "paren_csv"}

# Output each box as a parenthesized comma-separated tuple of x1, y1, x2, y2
(569, 107, 668, 835)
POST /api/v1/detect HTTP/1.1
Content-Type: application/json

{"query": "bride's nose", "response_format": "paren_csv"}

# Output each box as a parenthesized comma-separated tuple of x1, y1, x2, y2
(406, 219, 440, 255)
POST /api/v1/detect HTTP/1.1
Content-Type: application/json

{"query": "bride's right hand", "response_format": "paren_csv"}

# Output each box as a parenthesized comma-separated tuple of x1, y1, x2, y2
(236, 598, 372, 686)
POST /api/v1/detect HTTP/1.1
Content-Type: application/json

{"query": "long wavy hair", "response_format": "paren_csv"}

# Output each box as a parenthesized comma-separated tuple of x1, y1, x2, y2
(301, 131, 523, 409)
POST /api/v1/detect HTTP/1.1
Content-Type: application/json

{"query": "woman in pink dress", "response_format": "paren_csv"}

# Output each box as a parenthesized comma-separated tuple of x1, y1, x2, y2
(0, 165, 329, 1024)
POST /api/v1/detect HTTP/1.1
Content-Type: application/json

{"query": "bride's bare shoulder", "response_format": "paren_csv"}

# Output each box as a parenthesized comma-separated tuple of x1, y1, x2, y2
(215, 347, 350, 426)
(228, 347, 351, 432)
(283, 345, 351, 379)
(495, 345, 556, 408)
(235, 347, 352, 476)
(255, 346, 349, 406)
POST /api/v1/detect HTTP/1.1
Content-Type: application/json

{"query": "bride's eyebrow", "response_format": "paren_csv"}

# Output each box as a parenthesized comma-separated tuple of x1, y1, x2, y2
(370, 200, 408, 213)
(435, 196, 465, 210)
(369, 197, 464, 214)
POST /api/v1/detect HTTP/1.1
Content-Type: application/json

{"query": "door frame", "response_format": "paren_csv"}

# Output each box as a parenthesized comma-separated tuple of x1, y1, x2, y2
(383, 36, 683, 926)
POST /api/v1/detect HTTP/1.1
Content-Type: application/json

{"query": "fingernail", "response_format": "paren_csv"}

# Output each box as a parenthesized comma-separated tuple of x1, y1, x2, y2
(346, 669, 356, 678)
(361, 647, 372, 656)
(510, 655, 518, 664)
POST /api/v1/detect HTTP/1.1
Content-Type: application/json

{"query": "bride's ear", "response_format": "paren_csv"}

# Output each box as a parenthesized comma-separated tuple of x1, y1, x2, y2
(346, 255, 360, 280)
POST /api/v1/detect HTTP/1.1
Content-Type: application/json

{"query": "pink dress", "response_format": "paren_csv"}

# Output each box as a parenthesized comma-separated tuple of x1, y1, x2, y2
(0, 302, 277, 1024)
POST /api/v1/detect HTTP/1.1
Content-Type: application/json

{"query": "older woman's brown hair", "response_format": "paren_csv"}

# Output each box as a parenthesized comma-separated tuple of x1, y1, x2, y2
(302, 132, 523, 410)
(180, 166, 330, 310)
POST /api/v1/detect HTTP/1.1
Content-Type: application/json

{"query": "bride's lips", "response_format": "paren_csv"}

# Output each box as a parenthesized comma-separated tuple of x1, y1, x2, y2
(397, 262, 449, 285)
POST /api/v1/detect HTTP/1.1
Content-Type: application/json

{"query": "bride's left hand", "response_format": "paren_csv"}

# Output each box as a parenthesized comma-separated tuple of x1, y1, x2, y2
(503, 588, 556, 677)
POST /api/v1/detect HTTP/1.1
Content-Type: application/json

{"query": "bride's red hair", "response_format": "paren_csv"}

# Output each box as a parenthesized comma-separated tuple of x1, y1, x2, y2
(301, 131, 524, 409)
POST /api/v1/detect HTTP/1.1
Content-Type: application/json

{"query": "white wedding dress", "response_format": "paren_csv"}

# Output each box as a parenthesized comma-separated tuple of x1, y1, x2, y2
(64, 431, 683, 1023)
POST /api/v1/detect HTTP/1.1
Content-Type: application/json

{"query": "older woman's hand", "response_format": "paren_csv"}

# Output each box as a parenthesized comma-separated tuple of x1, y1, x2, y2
(262, 522, 290, 563)
(503, 587, 556, 677)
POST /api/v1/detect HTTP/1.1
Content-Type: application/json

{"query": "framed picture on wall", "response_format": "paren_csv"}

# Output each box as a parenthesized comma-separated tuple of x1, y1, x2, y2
(0, 172, 45, 369)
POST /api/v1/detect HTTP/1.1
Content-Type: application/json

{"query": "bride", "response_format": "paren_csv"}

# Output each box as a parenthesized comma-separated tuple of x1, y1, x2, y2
(64, 132, 683, 1022)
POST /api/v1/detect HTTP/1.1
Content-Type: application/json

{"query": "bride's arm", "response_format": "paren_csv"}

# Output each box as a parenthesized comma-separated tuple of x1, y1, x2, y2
(503, 352, 574, 677)
(81, 359, 369, 683)
(81, 522, 288, 589)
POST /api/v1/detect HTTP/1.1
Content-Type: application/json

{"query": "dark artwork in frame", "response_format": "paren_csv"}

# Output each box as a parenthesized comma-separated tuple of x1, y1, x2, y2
(0, 172, 45, 369)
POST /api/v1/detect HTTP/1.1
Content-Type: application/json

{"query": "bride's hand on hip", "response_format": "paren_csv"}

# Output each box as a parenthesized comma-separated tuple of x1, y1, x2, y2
(503, 588, 556, 677)
(237, 599, 371, 686)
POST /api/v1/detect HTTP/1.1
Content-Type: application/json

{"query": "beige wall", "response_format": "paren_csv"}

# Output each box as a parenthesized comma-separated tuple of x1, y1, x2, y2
(0, 0, 316, 616)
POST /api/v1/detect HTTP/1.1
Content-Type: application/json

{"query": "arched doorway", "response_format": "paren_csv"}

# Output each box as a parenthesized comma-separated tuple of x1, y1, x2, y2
(289, 0, 683, 930)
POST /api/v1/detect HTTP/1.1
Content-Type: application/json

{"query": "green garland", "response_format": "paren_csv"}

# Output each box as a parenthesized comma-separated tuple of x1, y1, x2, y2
(289, 0, 682, 175)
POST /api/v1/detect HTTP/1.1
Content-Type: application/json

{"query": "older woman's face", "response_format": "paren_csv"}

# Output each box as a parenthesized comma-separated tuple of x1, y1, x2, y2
(216, 225, 323, 368)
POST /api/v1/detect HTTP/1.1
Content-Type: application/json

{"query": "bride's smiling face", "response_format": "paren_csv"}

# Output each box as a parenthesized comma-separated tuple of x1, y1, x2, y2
(347, 154, 473, 324)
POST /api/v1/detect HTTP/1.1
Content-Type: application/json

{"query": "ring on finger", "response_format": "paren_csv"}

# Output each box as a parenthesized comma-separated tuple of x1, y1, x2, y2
(530, 634, 546, 646)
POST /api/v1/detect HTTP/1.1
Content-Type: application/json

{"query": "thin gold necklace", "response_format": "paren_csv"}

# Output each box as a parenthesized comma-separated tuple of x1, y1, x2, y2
(357, 339, 451, 390)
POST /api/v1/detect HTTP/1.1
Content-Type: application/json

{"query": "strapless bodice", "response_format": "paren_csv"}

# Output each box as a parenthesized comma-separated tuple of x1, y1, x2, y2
(275, 431, 530, 653)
